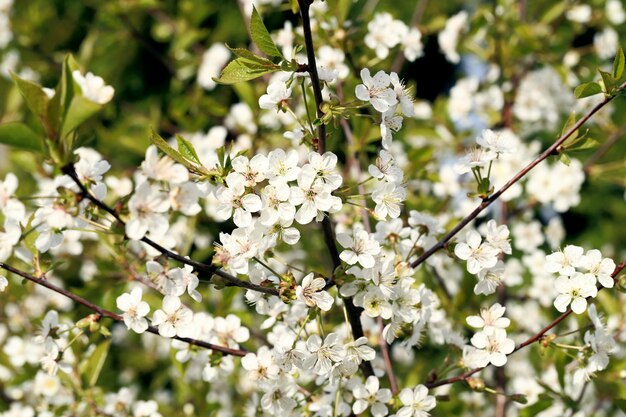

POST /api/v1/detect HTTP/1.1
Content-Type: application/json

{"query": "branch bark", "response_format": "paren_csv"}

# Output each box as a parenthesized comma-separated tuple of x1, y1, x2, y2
(0, 262, 247, 357)
(425, 261, 626, 389)
(297, 0, 373, 377)
(61, 164, 278, 297)
(410, 83, 625, 271)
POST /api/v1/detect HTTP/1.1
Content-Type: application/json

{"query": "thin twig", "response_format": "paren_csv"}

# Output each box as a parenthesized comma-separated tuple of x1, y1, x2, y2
(0, 262, 246, 357)
(410, 83, 626, 271)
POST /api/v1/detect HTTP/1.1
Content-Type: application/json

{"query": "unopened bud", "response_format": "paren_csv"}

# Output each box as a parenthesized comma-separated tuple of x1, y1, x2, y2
(466, 377, 485, 391)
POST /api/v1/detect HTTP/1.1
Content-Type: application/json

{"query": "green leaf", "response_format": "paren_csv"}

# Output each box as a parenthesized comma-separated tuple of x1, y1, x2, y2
(11, 73, 50, 127)
(23, 214, 39, 254)
(568, 137, 599, 152)
(613, 47, 625, 79)
(176, 134, 202, 165)
(0, 122, 43, 152)
(84, 339, 111, 387)
(560, 112, 578, 144)
(150, 130, 207, 175)
(150, 129, 190, 166)
(574, 82, 602, 99)
(540, 1, 566, 24)
(60, 95, 102, 139)
(559, 152, 571, 166)
(250, 6, 283, 58)
(213, 58, 278, 84)
(599, 69, 619, 94)
(226, 45, 276, 67)
(519, 395, 554, 417)
(48, 54, 81, 136)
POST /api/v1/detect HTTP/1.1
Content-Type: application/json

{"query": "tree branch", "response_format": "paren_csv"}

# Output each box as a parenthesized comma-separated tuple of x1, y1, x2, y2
(425, 261, 626, 389)
(0, 262, 247, 357)
(297, 0, 373, 378)
(60, 164, 278, 297)
(411, 83, 625, 271)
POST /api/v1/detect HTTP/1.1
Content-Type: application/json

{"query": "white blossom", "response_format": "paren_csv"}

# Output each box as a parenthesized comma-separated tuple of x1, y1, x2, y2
(72, 70, 114, 104)
(116, 288, 150, 334)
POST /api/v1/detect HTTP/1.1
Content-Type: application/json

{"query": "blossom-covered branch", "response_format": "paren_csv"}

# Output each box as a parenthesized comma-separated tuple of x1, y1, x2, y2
(61, 164, 279, 296)
(0, 262, 248, 357)
(426, 260, 626, 389)
(411, 82, 626, 271)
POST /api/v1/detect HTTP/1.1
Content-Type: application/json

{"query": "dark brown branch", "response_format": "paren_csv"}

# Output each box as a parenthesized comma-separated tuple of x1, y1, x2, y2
(411, 83, 625, 271)
(0, 262, 246, 357)
(297, 0, 327, 154)
(61, 164, 278, 297)
(297, 0, 373, 378)
(425, 261, 626, 389)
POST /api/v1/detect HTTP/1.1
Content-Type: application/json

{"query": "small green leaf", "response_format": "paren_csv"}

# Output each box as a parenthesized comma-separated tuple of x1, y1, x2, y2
(48, 54, 81, 136)
(226, 45, 276, 67)
(560, 112, 578, 144)
(213, 58, 278, 84)
(11, 73, 50, 127)
(60, 95, 102, 139)
(176, 134, 202, 165)
(574, 82, 602, 99)
(150, 130, 207, 175)
(559, 152, 571, 166)
(0, 122, 43, 152)
(568, 137, 599, 152)
(23, 214, 39, 254)
(84, 339, 111, 387)
(250, 6, 283, 58)
(150, 129, 190, 166)
(613, 47, 625, 79)
(599, 69, 619, 94)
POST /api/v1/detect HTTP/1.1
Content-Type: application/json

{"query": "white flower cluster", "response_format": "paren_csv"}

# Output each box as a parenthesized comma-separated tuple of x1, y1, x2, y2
(455, 220, 512, 295)
(126, 145, 202, 241)
(30, 148, 111, 254)
(573, 304, 617, 384)
(546, 245, 615, 314)
(370, 149, 407, 220)
(338, 212, 462, 348)
(214, 150, 342, 274)
(356, 69, 415, 149)
(438, 10, 468, 64)
(454, 129, 516, 175)
(463, 303, 515, 368)
(513, 66, 575, 131)
(365, 12, 423, 61)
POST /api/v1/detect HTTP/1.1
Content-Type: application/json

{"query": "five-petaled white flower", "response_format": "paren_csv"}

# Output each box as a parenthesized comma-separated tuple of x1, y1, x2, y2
(352, 376, 392, 417)
(337, 229, 381, 268)
(116, 288, 150, 334)
(455, 230, 499, 274)
(296, 273, 334, 311)
(355, 68, 398, 113)
(554, 272, 598, 314)
(302, 333, 345, 376)
(470, 327, 515, 367)
(397, 384, 437, 417)
(579, 249, 616, 288)
(72, 70, 115, 104)
(466, 303, 510, 330)
(152, 295, 193, 338)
